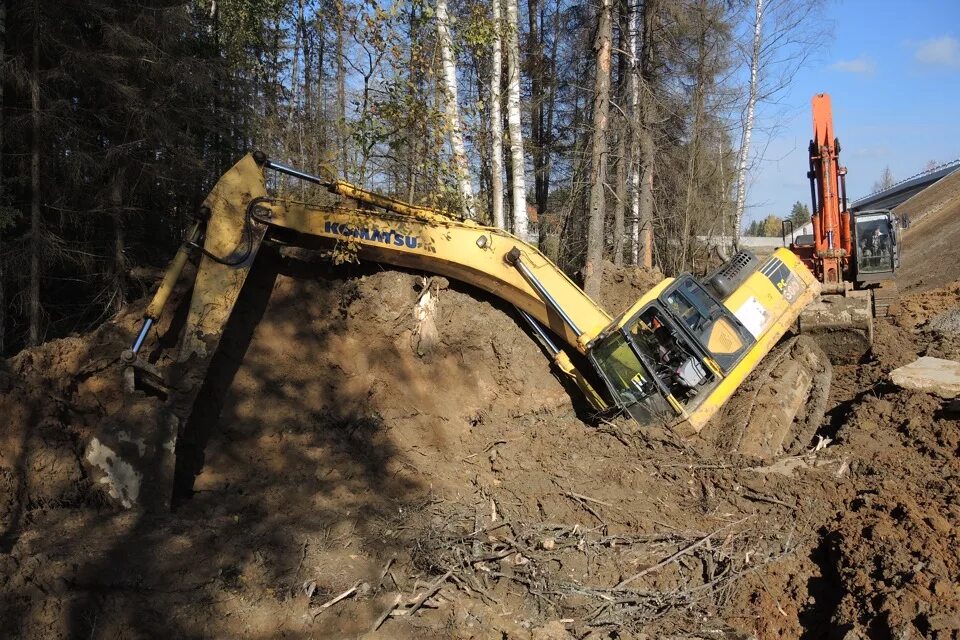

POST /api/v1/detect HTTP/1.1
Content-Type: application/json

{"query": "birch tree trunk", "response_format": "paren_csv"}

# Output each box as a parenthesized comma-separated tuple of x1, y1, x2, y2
(627, 0, 641, 265)
(733, 0, 763, 249)
(504, 0, 528, 239)
(489, 0, 505, 228)
(29, 0, 41, 345)
(583, 0, 612, 296)
(335, 0, 347, 176)
(436, 0, 475, 218)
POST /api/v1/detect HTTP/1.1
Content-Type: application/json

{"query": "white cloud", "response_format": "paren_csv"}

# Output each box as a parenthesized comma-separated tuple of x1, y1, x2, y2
(829, 57, 875, 74)
(912, 36, 960, 68)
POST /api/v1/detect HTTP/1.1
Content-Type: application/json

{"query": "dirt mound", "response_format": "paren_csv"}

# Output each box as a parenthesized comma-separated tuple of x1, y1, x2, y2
(897, 280, 960, 361)
(1, 255, 959, 639)
(596, 260, 665, 316)
(898, 170, 960, 293)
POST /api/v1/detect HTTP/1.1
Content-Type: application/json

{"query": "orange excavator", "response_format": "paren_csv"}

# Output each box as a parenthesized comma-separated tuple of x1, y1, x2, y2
(786, 93, 899, 361)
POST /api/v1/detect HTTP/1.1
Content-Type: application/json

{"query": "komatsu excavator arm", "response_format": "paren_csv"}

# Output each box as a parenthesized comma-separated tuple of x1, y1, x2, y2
(97, 153, 823, 510)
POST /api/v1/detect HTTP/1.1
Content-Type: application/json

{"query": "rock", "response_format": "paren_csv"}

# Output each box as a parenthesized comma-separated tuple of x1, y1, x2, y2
(890, 357, 960, 399)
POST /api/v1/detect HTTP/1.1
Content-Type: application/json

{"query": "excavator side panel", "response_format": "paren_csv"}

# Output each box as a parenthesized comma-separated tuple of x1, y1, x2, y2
(681, 248, 822, 433)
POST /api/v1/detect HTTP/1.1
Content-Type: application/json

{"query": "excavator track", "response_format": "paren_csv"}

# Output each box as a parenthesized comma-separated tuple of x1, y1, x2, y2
(708, 335, 831, 462)
(872, 280, 899, 317)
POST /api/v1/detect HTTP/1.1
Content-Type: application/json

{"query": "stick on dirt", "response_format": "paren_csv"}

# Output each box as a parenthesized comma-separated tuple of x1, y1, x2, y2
(371, 594, 402, 632)
(312, 581, 361, 619)
(376, 558, 395, 588)
(613, 517, 750, 590)
(565, 491, 612, 507)
(406, 570, 453, 617)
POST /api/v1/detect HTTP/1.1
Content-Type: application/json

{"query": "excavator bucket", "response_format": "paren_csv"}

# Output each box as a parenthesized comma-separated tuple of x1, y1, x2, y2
(796, 289, 873, 364)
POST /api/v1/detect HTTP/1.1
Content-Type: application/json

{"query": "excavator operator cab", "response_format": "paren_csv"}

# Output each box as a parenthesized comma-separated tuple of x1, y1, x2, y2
(588, 275, 757, 426)
(852, 210, 899, 282)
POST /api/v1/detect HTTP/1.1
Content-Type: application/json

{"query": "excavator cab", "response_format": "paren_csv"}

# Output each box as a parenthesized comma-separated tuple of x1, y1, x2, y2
(590, 294, 726, 426)
(587, 262, 804, 431)
(852, 210, 899, 283)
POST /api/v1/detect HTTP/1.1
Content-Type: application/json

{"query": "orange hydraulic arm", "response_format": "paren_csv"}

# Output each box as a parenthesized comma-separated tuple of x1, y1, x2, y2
(807, 93, 852, 292)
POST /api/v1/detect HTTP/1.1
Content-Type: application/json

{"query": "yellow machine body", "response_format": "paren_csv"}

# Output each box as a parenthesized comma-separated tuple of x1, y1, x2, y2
(147, 154, 821, 436)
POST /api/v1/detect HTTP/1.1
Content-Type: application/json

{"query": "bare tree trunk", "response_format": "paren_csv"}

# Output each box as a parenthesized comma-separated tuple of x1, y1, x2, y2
(539, 5, 559, 249)
(527, 0, 546, 229)
(636, 0, 657, 269)
(29, 0, 41, 346)
(335, 0, 347, 176)
(490, 0, 505, 228)
(733, 0, 763, 249)
(0, 0, 6, 353)
(436, 0, 475, 218)
(504, 0, 528, 239)
(612, 3, 628, 266)
(302, 3, 312, 116)
(584, 0, 612, 296)
(291, 0, 303, 115)
(110, 174, 126, 314)
(627, 0, 640, 265)
(681, 4, 709, 273)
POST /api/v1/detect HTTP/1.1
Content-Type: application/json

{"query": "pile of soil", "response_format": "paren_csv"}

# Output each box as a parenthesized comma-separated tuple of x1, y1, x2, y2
(596, 260, 665, 317)
(897, 171, 960, 293)
(1, 248, 959, 639)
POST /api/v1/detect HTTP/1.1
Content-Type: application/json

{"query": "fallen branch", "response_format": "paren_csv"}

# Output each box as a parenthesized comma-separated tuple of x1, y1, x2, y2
(565, 491, 612, 507)
(312, 581, 361, 619)
(376, 557, 395, 588)
(406, 570, 452, 617)
(612, 517, 750, 590)
(370, 594, 402, 632)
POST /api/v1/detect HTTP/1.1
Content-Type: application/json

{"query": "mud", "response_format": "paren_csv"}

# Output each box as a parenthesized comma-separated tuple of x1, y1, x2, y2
(1, 251, 959, 639)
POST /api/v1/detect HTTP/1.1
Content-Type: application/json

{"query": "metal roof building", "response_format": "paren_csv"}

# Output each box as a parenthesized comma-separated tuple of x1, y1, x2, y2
(851, 161, 960, 212)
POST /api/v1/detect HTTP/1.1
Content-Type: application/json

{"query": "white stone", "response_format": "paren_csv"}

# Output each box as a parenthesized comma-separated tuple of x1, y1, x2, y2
(890, 357, 960, 399)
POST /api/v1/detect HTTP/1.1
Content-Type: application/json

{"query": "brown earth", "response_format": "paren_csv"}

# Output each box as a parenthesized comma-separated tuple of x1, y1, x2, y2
(1, 248, 960, 639)
(897, 169, 960, 293)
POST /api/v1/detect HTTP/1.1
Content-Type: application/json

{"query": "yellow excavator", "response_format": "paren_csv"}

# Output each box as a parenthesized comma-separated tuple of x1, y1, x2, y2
(86, 153, 827, 509)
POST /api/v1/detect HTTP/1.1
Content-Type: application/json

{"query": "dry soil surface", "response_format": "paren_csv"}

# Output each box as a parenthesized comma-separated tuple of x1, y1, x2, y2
(1, 252, 959, 639)
(897, 170, 960, 293)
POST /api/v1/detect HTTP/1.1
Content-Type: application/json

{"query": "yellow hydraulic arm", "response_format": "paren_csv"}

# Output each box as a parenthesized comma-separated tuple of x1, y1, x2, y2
(126, 153, 612, 410)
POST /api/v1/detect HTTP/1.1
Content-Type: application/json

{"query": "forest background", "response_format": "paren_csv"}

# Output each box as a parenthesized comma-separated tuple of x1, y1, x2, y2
(0, 0, 823, 355)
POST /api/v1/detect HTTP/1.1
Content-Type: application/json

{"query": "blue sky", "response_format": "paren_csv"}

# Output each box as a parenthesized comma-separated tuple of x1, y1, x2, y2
(745, 0, 960, 226)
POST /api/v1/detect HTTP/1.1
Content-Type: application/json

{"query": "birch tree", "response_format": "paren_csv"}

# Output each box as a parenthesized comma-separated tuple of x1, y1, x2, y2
(732, 0, 763, 249)
(436, 0, 476, 218)
(732, 0, 820, 245)
(489, 0, 505, 228)
(627, 0, 641, 265)
(504, 0, 528, 239)
(583, 0, 613, 296)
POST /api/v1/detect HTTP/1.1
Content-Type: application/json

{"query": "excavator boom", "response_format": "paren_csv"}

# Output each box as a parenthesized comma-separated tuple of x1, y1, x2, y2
(790, 93, 899, 362)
